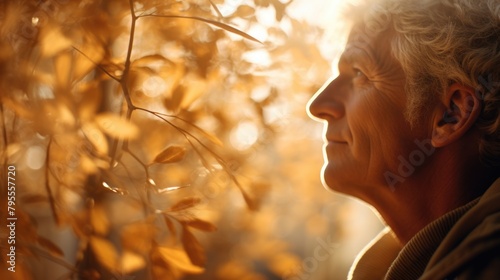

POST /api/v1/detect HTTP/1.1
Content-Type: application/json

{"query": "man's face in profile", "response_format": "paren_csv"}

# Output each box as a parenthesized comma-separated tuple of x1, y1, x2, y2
(307, 24, 430, 200)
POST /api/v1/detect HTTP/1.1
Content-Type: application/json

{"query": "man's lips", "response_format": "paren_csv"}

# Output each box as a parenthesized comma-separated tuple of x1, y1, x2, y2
(325, 130, 348, 144)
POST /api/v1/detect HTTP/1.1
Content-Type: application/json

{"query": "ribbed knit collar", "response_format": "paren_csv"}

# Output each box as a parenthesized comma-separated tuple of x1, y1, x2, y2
(385, 198, 480, 280)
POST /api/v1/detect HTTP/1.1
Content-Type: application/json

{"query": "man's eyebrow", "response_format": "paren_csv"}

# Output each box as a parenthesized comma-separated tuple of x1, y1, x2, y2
(339, 42, 379, 70)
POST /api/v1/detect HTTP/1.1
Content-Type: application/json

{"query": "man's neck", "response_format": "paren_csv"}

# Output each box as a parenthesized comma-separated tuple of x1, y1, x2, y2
(372, 149, 496, 244)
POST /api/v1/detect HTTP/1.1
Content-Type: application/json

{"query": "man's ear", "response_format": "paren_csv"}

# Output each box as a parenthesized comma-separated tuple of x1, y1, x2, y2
(431, 83, 481, 147)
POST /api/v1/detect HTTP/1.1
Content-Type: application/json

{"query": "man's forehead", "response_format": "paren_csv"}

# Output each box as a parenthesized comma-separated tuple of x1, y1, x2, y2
(341, 24, 393, 67)
(340, 32, 377, 66)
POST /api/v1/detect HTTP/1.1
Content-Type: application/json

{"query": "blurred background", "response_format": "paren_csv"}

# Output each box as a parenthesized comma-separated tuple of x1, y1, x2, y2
(0, 0, 382, 279)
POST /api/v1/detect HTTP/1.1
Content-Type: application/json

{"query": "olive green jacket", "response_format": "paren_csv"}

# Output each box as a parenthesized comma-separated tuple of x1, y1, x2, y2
(349, 178, 500, 279)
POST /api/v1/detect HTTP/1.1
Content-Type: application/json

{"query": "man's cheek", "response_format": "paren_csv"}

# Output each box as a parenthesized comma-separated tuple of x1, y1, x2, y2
(349, 129, 372, 159)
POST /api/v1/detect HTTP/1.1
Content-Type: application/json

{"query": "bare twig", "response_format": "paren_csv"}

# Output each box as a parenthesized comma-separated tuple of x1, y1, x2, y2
(117, 157, 151, 213)
(123, 146, 149, 177)
(208, 0, 224, 20)
(137, 14, 262, 43)
(148, 111, 217, 137)
(72, 47, 120, 82)
(45, 137, 61, 224)
(110, 0, 138, 166)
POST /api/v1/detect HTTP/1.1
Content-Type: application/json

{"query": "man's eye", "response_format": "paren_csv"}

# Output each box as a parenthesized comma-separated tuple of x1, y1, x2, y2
(353, 68, 365, 77)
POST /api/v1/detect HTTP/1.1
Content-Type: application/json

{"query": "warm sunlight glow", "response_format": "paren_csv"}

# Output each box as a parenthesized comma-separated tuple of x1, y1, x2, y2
(1, 1, 383, 279)
(230, 121, 259, 150)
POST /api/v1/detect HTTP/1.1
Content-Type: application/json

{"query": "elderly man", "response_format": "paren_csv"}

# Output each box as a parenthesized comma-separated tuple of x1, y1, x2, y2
(307, 0, 500, 279)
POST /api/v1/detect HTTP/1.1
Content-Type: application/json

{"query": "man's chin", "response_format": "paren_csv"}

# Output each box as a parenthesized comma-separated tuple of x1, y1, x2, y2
(321, 164, 361, 196)
(321, 170, 347, 193)
(322, 179, 347, 193)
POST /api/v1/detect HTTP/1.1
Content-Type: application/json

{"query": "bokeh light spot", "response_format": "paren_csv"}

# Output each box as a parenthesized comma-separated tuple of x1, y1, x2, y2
(142, 76, 167, 97)
(230, 121, 259, 150)
(26, 145, 46, 170)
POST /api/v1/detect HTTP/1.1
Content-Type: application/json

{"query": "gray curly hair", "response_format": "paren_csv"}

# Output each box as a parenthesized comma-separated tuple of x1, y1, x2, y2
(348, 0, 500, 166)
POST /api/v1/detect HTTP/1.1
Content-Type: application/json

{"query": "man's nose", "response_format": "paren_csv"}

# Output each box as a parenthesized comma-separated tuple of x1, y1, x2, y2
(307, 77, 345, 122)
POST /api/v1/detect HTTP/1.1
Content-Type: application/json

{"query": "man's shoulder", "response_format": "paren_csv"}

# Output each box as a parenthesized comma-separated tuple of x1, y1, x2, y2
(421, 178, 500, 279)
(430, 212, 500, 280)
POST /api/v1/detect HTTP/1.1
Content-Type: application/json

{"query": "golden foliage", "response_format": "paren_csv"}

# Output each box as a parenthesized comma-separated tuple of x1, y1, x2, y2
(154, 145, 187, 164)
(90, 236, 120, 272)
(0, 0, 345, 279)
(157, 246, 205, 274)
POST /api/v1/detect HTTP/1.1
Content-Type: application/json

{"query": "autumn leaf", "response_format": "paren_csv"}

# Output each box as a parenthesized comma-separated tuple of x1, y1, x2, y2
(77, 81, 102, 121)
(169, 197, 202, 212)
(151, 247, 177, 280)
(158, 62, 185, 99)
(180, 78, 205, 109)
(90, 236, 119, 272)
(166, 84, 185, 112)
(73, 41, 105, 82)
(235, 5, 255, 18)
(181, 226, 206, 267)
(41, 26, 73, 57)
(181, 218, 217, 232)
(153, 145, 187, 164)
(157, 246, 205, 274)
(90, 205, 109, 235)
(129, 66, 156, 92)
(95, 113, 139, 140)
(54, 51, 72, 89)
(121, 251, 146, 274)
(121, 223, 157, 255)
(82, 122, 109, 156)
(132, 54, 169, 66)
(80, 155, 101, 175)
(37, 236, 64, 257)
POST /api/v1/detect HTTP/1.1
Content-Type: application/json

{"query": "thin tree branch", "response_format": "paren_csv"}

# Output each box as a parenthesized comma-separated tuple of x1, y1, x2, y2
(45, 137, 61, 225)
(208, 0, 224, 20)
(123, 146, 149, 177)
(137, 14, 262, 43)
(117, 158, 150, 212)
(110, 0, 138, 166)
(72, 47, 120, 82)
(135, 108, 222, 146)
